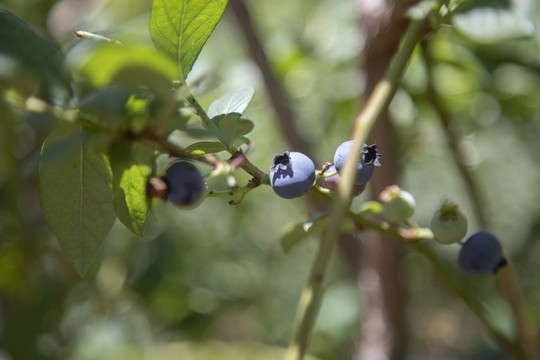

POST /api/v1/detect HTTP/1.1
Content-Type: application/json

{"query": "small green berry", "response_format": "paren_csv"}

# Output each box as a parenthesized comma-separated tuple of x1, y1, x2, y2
(379, 185, 415, 222)
(430, 202, 468, 245)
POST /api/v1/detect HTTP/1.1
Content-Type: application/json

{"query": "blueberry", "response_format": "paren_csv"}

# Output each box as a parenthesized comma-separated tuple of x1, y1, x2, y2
(270, 151, 316, 199)
(163, 161, 205, 208)
(458, 231, 507, 277)
(379, 185, 415, 222)
(324, 164, 367, 197)
(430, 202, 468, 245)
(334, 141, 381, 185)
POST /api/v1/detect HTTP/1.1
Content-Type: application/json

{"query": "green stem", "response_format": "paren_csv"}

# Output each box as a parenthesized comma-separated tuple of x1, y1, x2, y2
(238, 156, 270, 185)
(284, 17, 428, 360)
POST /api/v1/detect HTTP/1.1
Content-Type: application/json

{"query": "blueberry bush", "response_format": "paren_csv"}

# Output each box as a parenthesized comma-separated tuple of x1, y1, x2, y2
(2, 0, 540, 359)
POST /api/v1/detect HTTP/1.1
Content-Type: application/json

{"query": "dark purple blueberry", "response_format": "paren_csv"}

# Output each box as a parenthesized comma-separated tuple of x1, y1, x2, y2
(164, 161, 205, 208)
(458, 231, 507, 277)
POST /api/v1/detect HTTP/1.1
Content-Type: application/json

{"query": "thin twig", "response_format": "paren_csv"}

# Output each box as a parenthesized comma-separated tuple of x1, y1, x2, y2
(74, 30, 123, 45)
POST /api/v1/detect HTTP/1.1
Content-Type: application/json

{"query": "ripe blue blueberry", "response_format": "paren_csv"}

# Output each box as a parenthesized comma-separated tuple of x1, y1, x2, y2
(334, 141, 381, 185)
(324, 164, 367, 197)
(270, 151, 316, 199)
(458, 231, 507, 277)
(163, 161, 205, 208)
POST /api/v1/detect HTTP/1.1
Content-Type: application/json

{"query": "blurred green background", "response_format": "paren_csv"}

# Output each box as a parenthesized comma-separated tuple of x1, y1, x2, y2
(1, 0, 540, 359)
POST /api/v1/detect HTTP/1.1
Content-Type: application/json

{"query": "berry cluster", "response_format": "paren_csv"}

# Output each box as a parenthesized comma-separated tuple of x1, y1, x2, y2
(429, 202, 507, 277)
(270, 141, 381, 199)
(147, 141, 508, 279)
(148, 141, 382, 206)
(372, 190, 507, 278)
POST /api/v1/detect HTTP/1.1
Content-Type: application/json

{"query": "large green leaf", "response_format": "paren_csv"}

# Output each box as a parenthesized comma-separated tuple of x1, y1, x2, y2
(0, 9, 71, 101)
(110, 141, 154, 237)
(149, 0, 228, 80)
(80, 45, 180, 88)
(207, 87, 255, 118)
(39, 121, 116, 276)
(453, 0, 534, 43)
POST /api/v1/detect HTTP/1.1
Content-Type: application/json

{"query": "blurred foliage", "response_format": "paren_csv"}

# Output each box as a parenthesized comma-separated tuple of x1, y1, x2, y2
(1, 0, 540, 359)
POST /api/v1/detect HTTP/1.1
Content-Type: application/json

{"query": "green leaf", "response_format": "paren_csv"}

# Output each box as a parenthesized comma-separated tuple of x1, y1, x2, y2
(281, 213, 328, 253)
(79, 85, 136, 128)
(233, 136, 251, 148)
(149, 0, 228, 80)
(110, 141, 154, 237)
(39, 121, 116, 276)
(0, 9, 71, 101)
(80, 45, 180, 88)
(453, 0, 534, 43)
(184, 141, 227, 154)
(207, 87, 255, 118)
(212, 114, 254, 145)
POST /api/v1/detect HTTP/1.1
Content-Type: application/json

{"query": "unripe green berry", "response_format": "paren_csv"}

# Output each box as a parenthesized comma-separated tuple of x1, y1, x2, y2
(379, 185, 415, 222)
(430, 202, 468, 245)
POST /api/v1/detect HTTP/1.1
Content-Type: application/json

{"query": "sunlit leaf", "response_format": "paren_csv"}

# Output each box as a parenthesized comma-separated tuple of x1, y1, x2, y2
(80, 45, 180, 88)
(110, 141, 154, 237)
(207, 87, 255, 118)
(39, 121, 116, 276)
(149, 0, 228, 80)
(453, 0, 534, 43)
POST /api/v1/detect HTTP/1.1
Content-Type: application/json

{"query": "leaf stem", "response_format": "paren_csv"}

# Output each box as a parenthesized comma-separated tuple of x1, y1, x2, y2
(284, 16, 428, 360)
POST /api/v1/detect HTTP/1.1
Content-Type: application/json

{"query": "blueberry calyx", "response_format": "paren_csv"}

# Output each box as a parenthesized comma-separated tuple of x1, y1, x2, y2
(363, 144, 382, 167)
(271, 151, 292, 172)
(438, 203, 460, 222)
(492, 257, 508, 274)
